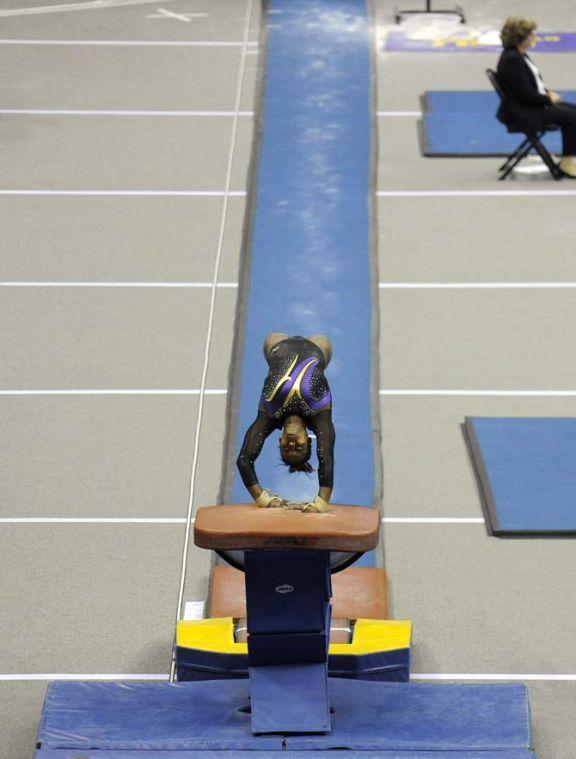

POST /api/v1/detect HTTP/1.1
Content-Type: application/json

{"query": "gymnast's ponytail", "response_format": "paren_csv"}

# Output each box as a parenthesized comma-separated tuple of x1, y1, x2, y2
(288, 460, 313, 474)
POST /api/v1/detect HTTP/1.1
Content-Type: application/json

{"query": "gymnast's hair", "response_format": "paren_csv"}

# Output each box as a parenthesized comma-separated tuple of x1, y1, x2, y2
(500, 17, 537, 48)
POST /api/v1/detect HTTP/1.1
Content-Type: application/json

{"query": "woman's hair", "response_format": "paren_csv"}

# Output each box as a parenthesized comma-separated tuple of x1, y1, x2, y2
(500, 17, 537, 48)
(280, 441, 313, 474)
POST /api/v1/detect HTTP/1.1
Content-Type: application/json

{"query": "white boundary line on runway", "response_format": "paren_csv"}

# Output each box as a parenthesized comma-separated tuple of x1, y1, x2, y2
(0, 517, 189, 523)
(379, 282, 576, 289)
(6, 281, 574, 291)
(0, 282, 238, 288)
(2, 389, 573, 398)
(377, 190, 576, 197)
(3, 672, 576, 681)
(383, 517, 484, 524)
(0, 39, 258, 47)
(0, 0, 178, 17)
(380, 389, 576, 397)
(146, 8, 207, 22)
(0, 389, 228, 395)
(0, 517, 480, 524)
(412, 674, 576, 681)
(170, 0, 254, 682)
(0, 673, 169, 681)
(0, 109, 254, 117)
(0, 190, 247, 196)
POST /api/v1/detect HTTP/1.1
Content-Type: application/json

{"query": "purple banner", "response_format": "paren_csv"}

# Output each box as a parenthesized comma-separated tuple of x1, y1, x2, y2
(385, 31, 576, 53)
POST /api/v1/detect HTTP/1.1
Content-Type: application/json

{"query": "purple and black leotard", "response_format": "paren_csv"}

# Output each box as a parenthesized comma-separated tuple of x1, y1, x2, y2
(236, 336, 335, 490)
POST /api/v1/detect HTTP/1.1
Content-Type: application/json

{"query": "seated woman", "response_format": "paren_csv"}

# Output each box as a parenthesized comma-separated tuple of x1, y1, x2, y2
(497, 17, 576, 178)
(236, 333, 335, 513)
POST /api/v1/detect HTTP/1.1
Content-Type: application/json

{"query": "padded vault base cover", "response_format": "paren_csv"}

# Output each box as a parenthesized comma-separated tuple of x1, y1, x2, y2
(38, 751, 536, 758)
(37, 679, 532, 754)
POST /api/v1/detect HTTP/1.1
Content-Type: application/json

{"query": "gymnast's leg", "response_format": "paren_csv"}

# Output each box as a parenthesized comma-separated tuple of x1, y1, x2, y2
(262, 332, 289, 362)
(308, 335, 332, 367)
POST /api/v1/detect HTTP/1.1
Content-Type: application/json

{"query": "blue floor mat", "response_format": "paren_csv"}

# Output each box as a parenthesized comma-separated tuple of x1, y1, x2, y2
(421, 112, 562, 156)
(420, 90, 576, 156)
(423, 90, 576, 113)
(465, 417, 576, 535)
(38, 751, 537, 757)
(37, 679, 533, 754)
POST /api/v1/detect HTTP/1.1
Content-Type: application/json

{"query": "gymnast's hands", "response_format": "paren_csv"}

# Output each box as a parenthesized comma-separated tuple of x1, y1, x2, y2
(254, 488, 286, 508)
(254, 488, 329, 512)
(285, 495, 330, 513)
(549, 91, 561, 104)
(302, 495, 330, 513)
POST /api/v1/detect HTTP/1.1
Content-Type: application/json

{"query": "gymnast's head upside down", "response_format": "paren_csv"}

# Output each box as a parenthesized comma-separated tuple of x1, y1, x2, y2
(236, 333, 335, 513)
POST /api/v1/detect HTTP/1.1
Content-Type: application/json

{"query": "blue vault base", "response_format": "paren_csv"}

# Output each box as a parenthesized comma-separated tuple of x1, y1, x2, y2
(37, 753, 536, 758)
(36, 679, 535, 756)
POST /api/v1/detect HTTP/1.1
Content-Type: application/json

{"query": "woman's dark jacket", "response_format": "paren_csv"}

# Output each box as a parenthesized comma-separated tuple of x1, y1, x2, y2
(496, 46, 552, 131)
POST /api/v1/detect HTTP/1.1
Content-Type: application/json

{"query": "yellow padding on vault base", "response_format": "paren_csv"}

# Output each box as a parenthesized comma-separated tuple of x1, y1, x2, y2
(177, 618, 240, 653)
(330, 619, 411, 655)
(177, 618, 411, 655)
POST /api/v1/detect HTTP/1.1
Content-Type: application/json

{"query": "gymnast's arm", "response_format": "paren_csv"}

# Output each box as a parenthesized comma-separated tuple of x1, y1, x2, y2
(236, 410, 278, 501)
(308, 409, 335, 503)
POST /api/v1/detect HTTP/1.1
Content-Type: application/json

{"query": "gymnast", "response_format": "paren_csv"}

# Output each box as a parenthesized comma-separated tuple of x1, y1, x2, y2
(236, 333, 335, 513)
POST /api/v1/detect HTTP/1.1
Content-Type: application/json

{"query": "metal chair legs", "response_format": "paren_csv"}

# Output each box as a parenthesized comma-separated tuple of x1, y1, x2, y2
(499, 133, 563, 181)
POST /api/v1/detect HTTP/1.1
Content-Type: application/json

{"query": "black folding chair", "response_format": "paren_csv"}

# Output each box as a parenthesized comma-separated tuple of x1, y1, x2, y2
(486, 68, 563, 181)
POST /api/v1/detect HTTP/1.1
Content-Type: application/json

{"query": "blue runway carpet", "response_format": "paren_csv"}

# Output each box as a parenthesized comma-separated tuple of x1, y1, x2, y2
(229, 0, 377, 540)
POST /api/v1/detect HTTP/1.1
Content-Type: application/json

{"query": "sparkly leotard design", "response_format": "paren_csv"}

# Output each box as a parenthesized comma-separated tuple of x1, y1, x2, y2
(236, 336, 335, 490)
(259, 347, 332, 419)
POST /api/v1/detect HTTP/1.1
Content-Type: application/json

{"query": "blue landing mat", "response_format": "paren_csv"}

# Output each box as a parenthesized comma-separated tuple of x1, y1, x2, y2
(465, 417, 576, 535)
(37, 751, 536, 757)
(37, 679, 532, 753)
(420, 91, 576, 156)
(228, 0, 377, 549)
(421, 113, 562, 156)
(423, 90, 576, 113)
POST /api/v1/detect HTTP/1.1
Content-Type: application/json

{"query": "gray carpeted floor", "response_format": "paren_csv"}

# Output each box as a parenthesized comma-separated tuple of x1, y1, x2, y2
(1, 0, 575, 756)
